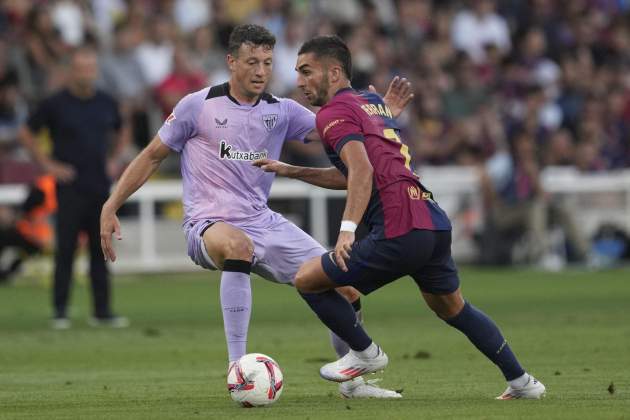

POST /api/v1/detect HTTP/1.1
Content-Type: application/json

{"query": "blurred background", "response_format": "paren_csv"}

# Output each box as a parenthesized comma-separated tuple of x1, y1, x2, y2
(1, 0, 630, 278)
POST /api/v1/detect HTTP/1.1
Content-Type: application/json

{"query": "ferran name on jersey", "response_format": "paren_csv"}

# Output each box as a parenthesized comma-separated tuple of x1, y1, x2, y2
(262, 114, 278, 131)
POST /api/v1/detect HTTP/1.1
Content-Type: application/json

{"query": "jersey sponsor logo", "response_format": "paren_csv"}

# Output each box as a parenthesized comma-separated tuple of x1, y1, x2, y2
(262, 114, 278, 131)
(219, 140, 268, 161)
(408, 186, 435, 202)
(323, 119, 345, 137)
(215, 117, 228, 128)
(165, 112, 176, 125)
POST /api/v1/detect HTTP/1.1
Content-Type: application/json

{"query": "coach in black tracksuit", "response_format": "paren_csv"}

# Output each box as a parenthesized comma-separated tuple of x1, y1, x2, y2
(20, 47, 128, 327)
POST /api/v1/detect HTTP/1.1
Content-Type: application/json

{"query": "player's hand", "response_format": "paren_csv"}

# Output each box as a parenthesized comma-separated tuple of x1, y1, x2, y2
(377, 76, 414, 119)
(100, 206, 122, 262)
(252, 158, 295, 177)
(43, 159, 76, 183)
(334, 231, 355, 272)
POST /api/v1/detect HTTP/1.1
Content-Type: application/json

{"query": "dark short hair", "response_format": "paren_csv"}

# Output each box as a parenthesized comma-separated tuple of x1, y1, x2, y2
(228, 24, 276, 56)
(298, 35, 352, 79)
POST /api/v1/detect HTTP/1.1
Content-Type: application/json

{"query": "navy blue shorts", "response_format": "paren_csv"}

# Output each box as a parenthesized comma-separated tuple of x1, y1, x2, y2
(321, 229, 460, 295)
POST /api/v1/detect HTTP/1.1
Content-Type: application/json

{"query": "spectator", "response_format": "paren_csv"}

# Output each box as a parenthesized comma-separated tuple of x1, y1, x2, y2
(601, 88, 630, 169)
(99, 21, 150, 150)
(0, 40, 36, 183)
(544, 129, 575, 166)
(249, 0, 288, 38)
(155, 46, 206, 119)
(442, 53, 489, 120)
(480, 132, 588, 265)
(50, 0, 87, 47)
(451, 0, 511, 63)
(269, 14, 306, 95)
(18, 47, 130, 329)
(189, 25, 228, 86)
(135, 15, 175, 87)
(91, 0, 127, 47)
(173, 0, 211, 34)
(23, 5, 68, 95)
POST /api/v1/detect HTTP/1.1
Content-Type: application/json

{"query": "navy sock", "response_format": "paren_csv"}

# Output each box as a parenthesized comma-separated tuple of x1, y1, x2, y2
(300, 290, 372, 352)
(446, 301, 525, 380)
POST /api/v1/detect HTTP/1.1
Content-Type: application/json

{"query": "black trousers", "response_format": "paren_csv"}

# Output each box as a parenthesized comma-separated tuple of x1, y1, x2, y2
(54, 187, 110, 318)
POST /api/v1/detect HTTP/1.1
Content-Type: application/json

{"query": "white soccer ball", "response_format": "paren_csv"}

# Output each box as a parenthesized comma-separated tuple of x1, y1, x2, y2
(227, 353, 284, 407)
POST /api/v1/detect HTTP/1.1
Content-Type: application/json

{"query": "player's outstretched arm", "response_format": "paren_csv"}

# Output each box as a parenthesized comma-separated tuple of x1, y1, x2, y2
(374, 76, 414, 119)
(253, 159, 347, 189)
(100, 135, 171, 261)
(335, 141, 373, 271)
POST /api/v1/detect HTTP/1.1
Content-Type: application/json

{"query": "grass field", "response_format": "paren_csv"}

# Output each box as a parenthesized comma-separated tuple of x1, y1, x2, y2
(1, 267, 629, 419)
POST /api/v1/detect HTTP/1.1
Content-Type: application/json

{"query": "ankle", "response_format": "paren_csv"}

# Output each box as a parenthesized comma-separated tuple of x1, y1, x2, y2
(509, 373, 530, 389)
(354, 342, 379, 359)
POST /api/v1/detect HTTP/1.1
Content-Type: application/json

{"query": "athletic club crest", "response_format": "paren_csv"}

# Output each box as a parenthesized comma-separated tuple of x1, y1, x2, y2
(262, 114, 278, 131)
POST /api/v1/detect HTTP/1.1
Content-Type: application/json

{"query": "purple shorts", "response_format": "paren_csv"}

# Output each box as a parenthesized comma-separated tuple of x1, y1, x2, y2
(185, 211, 325, 285)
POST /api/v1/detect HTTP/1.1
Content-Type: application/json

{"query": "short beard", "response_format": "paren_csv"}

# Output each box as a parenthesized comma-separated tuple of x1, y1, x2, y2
(312, 72, 330, 106)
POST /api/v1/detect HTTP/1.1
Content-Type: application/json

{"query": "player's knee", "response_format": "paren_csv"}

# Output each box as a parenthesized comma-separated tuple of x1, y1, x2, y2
(425, 289, 465, 320)
(224, 236, 254, 261)
(336, 286, 360, 303)
(294, 270, 309, 292)
(432, 299, 465, 319)
(294, 268, 315, 293)
(433, 305, 461, 320)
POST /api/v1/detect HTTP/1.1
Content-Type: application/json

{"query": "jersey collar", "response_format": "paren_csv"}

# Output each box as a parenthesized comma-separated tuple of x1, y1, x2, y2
(334, 87, 354, 97)
(224, 82, 264, 107)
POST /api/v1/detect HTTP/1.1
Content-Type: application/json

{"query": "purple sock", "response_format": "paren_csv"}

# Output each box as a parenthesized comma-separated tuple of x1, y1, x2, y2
(220, 259, 252, 362)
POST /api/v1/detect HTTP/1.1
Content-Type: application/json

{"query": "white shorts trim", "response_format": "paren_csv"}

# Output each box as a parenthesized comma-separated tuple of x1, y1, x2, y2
(200, 236, 219, 270)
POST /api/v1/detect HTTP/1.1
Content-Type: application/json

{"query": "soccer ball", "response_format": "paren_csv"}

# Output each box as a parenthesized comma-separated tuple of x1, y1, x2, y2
(227, 353, 284, 407)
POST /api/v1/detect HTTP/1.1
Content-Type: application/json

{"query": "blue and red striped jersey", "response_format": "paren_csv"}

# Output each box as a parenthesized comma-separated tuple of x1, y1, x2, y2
(316, 88, 451, 239)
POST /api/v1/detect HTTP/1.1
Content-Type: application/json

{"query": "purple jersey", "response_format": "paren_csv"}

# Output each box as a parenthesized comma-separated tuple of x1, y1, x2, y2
(316, 88, 451, 239)
(158, 82, 314, 226)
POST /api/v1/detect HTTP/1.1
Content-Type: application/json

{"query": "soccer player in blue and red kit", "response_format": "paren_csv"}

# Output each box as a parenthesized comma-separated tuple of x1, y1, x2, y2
(255, 35, 546, 400)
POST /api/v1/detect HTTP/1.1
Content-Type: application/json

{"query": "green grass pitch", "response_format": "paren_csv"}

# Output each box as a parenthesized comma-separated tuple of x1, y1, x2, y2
(1, 267, 629, 419)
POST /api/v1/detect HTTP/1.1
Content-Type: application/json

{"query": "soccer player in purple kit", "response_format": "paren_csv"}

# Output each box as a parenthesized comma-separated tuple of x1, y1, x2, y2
(100, 24, 411, 398)
(255, 35, 546, 400)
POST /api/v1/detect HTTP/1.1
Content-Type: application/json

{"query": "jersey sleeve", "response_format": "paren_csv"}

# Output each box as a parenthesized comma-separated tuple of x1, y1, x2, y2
(157, 92, 203, 152)
(283, 98, 316, 142)
(315, 103, 364, 154)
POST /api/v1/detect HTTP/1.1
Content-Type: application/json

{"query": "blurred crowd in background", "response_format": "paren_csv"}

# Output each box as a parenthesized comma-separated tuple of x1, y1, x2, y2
(1, 0, 629, 178)
(1, 0, 630, 269)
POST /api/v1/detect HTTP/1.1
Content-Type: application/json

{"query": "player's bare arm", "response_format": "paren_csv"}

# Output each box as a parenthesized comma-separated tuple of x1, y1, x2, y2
(253, 159, 347, 189)
(335, 141, 373, 271)
(100, 135, 171, 261)
(106, 114, 132, 179)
